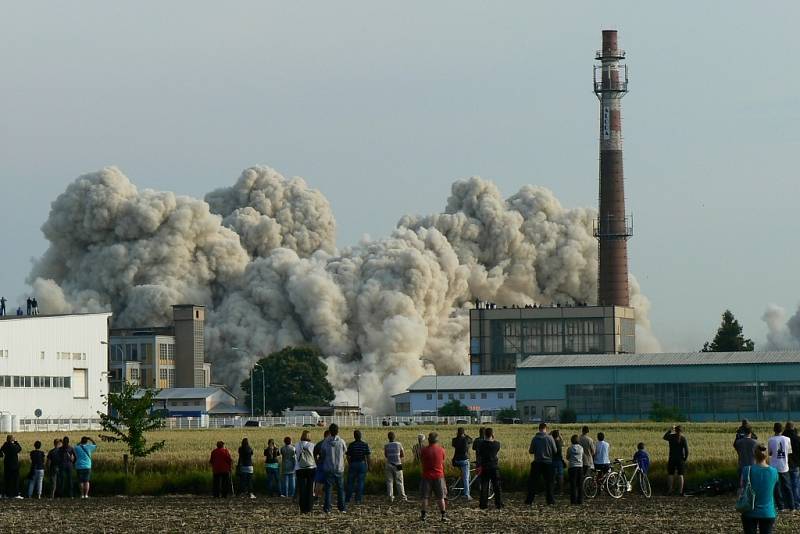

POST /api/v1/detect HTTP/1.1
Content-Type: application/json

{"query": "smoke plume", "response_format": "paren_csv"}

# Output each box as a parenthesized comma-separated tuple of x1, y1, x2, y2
(29, 165, 661, 413)
(762, 304, 800, 350)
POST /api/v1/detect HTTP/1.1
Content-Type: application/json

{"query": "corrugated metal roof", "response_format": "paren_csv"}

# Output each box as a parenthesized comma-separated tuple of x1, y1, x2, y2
(518, 351, 800, 369)
(407, 374, 515, 391)
(148, 387, 230, 400)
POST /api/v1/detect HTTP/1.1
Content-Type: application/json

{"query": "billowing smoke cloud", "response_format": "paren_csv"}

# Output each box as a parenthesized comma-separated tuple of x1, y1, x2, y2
(762, 304, 800, 350)
(29, 166, 661, 413)
(27, 166, 249, 326)
(205, 166, 336, 258)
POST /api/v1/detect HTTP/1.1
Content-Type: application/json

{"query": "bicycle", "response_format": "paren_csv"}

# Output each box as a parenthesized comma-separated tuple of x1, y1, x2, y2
(448, 462, 494, 500)
(606, 458, 652, 499)
(582, 465, 616, 499)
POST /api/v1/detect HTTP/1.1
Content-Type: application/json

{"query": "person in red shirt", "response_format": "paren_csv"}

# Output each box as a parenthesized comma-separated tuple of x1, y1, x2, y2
(210, 440, 233, 498)
(419, 432, 448, 522)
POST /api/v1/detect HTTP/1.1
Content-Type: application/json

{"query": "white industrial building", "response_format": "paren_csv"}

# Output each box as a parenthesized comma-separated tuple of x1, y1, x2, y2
(392, 375, 516, 417)
(0, 312, 111, 427)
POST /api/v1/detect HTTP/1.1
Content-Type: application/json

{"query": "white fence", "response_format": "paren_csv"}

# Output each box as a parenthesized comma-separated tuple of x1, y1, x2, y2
(195, 414, 494, 430)
(15, 415, 496, 433)
(16, 418, 103, 432)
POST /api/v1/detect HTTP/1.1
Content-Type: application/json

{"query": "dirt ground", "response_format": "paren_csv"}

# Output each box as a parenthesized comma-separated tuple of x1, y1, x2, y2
(1, 494, 796, 533)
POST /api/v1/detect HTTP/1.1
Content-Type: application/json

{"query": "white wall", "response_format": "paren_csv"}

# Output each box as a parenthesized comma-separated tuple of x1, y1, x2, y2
(405, 389, 517, 414)
(0, 313, 111, 420)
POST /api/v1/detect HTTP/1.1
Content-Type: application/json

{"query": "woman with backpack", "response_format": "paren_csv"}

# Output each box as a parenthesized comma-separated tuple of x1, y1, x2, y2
(740, 443, 778, 534)
(295, 430, 316, 513)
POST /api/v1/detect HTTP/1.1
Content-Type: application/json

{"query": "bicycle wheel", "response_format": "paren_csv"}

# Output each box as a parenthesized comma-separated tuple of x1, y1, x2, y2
(638, 472, 652, 498)
(448, 476, 463, 498)
(470, 475, 494, 500)
(606, 472, 625, 499)
(583, 475, 598, 499)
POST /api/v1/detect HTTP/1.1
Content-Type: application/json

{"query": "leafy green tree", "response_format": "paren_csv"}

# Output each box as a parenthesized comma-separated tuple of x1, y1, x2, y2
(241, 346, 335, 415)
(438, 399, 471, 416)
(702, 310, 755, 352)
(496, 407, 520, 421)
(559, 407, 577, 423)
(98, 382, 166, 474)
(649, 402, 686, 422)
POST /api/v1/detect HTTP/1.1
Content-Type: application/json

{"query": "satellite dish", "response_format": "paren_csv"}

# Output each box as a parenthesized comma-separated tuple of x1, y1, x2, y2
(34, 409, 42, 418)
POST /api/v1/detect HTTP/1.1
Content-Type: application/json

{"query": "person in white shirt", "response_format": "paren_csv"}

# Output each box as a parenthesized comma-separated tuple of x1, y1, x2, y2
(768, 422, 795, 511)
(594, 432, 611, 473)
(383, 431, 407, 502)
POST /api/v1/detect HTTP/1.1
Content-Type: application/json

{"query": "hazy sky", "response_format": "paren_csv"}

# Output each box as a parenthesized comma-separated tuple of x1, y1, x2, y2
(1, 2, 798, 351)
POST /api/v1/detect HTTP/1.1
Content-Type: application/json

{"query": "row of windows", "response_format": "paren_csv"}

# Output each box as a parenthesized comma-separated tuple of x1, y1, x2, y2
(56, 352, 86, 360)
(566, 381, 800, 417)
(424, 391, 515, 401)
(110, 343, 157, 363)
(0, 350, 85, 360)
(0, 375, 71, 388)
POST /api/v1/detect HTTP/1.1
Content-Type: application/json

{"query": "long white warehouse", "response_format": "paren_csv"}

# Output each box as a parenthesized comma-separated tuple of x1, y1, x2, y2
(0, 312, 111, 422)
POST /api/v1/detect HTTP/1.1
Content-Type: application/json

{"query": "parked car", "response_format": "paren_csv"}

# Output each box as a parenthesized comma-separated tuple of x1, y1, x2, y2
(244, 420, 262, 427)
(500, 417, 521, 424)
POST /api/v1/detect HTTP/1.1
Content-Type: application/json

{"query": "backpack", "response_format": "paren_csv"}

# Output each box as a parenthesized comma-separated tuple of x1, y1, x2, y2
(298, 445, 315, 469)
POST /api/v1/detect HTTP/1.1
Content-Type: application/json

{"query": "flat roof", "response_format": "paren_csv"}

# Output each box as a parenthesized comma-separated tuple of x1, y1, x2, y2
(406, 374, 516, 392)
(0, 312, 112, 322)
(518, 351, 800, 369)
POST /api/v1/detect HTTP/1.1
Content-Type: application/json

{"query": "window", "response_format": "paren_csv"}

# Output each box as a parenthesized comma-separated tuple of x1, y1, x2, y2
(437, 393, 443, 400)
(160, 369, 168, 380)
(509, 392, 515, 399)
(523, 406, 530, 416)
(0, 349, 8, 358)
(182, 401, 190, 406)
(497, 392, 504, 399)
(470, 393, 476, 399)
(459, 393, 465, 400)
(130, 368, 140, 380)
(481, 392, 487, 399)
(0, 375, 10, 387)
(159, 343, 175, 361)
(125, 344, 139, 362)
(40, 351, 45, 360)
(448, 393, 454, 400)
(72, 369, 88, 399)
(426, 393, 432, 400)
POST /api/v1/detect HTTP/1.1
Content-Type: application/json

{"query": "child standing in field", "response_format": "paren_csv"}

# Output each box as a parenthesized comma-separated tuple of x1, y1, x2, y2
(633, 442, 650, 474)
(594, 432, 611, 473)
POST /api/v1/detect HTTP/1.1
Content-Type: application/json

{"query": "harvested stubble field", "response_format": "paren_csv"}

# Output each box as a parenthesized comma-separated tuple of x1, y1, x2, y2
(0, 494, 797, 533)
(11, 422, 760, 493)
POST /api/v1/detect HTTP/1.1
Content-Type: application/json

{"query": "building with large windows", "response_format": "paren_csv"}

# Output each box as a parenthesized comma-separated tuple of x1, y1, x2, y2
(469, 304, 635, 374)
(515, 352, 800, 422)
(0, 312, 111, 424)
(108, 305, 210, 390)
